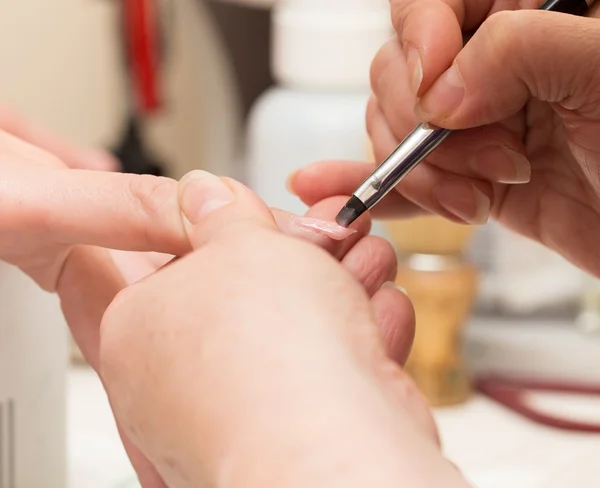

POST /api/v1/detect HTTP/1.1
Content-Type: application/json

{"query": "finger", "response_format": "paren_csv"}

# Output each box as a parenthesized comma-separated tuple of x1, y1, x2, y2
(304, 196, 371, 259)
(0, 107, 119, 171)
(177, 171, 278, 249)
(368, 96, 497, 224)
(341, 236, 398, 297)
(387, 0, 542, 101)
(387, 0, 464, 97)
(370, 284, 415, 365)
(289, 160, 426, 220)
(366, 95, 403, 163)
(368, 93, 530, 184)
(396, 162, 494, 225)
(3, 167, 192, 254)
(367, 287, 439, 444)
(290, 158, 494, 225)
(417, 12, 600, 128)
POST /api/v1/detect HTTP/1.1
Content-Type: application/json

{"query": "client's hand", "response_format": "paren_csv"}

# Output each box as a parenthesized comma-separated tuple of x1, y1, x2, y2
(0, 110, 414, 485)
(99, 172, 471, 488)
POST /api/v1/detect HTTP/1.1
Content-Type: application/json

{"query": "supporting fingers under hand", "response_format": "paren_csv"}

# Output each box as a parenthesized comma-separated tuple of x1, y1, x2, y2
(368, 282, 440, 444)
(341, 236, 398, 297)
(370, 283, 415, 366)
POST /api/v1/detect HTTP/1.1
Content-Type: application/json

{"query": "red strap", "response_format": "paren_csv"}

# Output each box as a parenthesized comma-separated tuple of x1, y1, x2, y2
(123, 0, 161, 114)
(477, 376, 600, 434)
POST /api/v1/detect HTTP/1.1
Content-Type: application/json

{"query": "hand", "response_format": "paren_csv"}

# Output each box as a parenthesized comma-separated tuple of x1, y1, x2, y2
(99, 172, 469, 488)
(288, 1, 600, 277)
(0, 111, 408, 486)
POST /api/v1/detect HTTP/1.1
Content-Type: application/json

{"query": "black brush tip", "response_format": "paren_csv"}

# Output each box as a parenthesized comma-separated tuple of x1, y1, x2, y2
(335, 196, 368, 227)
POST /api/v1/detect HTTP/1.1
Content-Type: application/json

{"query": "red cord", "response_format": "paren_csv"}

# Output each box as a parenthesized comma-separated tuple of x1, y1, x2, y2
(477, 376, 600, 434)
(123, 0, 161, 114)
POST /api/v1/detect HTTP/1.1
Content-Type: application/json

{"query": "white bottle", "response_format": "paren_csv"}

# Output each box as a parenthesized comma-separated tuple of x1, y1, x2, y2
(246, 0, 392, 216)
(0, 263, 67, 487)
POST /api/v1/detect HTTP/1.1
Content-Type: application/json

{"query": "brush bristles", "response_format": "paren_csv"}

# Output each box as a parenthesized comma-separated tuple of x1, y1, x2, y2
(335, 196, 368, 227)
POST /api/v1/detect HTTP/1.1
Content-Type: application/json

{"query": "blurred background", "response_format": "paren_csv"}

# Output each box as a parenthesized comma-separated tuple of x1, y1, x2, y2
(0, 1, 599, 487)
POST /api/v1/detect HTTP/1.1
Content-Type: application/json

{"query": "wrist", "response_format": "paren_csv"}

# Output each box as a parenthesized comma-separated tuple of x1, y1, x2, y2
(192, 365, 469, 488)
(216, 409, 468, 488)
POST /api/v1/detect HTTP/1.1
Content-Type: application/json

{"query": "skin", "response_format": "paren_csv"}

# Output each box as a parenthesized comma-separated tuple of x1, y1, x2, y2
(288, 0, 600, 278)
(99, 172, 470, 488)
(0, 112, 439, 486)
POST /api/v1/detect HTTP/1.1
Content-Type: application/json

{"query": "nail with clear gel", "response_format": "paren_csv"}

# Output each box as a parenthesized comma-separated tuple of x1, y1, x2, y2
(179, 170, 235, 225)
(290, 216, 357, 241)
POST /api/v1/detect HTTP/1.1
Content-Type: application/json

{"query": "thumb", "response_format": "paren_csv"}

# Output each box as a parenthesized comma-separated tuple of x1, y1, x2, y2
(178, 170, 277, 248)
(414, 10, 600, 128)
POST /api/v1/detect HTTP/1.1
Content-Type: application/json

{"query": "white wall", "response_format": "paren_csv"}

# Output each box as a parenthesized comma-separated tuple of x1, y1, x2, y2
(0, 0, 241, 178)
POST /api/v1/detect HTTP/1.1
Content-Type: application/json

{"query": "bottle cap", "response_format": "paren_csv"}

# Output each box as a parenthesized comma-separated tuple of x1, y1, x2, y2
(272, 0, 392, 89)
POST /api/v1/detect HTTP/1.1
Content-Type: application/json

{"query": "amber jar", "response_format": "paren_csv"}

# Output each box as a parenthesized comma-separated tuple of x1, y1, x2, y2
(386, 217, 479, 406)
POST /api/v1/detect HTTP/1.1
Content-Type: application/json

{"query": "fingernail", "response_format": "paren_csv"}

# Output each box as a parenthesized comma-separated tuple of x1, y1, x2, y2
(179, 170, 235, 225)
(382, 281, 408, 296)
(417, 63, 464, 119)
(285, 170, 298, 195)
(406, 46, 423, 97)
(469, 146, 531, 184)
(290, 216, 357, 241)
(434, 180, 490, 225)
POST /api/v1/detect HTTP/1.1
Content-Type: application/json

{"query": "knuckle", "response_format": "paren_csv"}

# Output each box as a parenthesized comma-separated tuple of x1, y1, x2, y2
(390, 0, 412, 38)
(351, 237, 396, 292)
(126, 174, 179, 247)
(478, 10, 522, 62)
(128, 174, 177, 218)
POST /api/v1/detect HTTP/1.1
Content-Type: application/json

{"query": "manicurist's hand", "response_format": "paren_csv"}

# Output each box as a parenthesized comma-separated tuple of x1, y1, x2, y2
(99, 172, 471, 488)
(289, 1, 600, 277)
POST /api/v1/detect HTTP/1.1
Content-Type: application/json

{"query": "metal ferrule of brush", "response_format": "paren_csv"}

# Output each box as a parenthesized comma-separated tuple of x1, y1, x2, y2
(354, 123, 453, 209)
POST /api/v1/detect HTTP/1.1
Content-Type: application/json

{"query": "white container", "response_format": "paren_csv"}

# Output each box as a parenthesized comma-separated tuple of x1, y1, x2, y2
(0, 263, 67, 487)
(491, 227, 583, 315)
(246, 0, 392, 216)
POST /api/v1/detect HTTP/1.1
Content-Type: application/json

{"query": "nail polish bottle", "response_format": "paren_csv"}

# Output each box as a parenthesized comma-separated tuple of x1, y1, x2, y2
(387, 217, 479, 406)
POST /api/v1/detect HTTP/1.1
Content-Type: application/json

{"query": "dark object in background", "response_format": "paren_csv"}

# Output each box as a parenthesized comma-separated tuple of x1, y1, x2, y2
(112, 118, 164, 176)
(111, 0, 170, 176)
(204, 1, 273, 120)
(111, 0, 273, 174)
